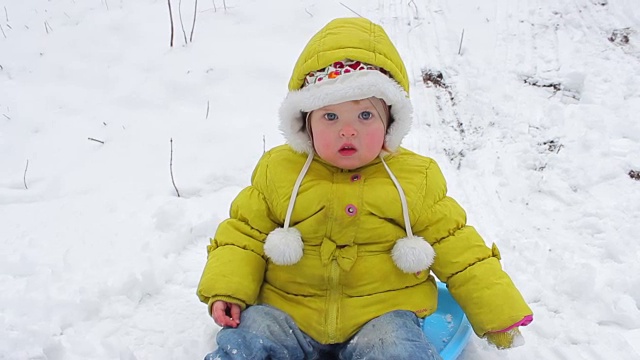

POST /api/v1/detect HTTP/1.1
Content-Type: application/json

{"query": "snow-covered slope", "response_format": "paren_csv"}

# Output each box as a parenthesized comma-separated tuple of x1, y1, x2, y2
(1, 0, 639, 359)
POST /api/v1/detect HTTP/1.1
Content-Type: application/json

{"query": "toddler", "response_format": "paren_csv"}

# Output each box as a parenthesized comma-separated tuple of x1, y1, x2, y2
(197, 17, 533, 360)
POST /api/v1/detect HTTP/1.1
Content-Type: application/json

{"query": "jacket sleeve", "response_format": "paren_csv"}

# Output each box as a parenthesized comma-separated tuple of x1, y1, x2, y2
(412, 160, 532, 336)
(196, 153, 279, 309)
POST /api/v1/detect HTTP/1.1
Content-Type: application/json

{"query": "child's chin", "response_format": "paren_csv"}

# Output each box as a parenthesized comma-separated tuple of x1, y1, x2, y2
(333, 158, 368, 170)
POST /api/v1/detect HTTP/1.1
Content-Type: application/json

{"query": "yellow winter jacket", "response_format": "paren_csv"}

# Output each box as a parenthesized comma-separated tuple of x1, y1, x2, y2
(197, 145, 532, 344)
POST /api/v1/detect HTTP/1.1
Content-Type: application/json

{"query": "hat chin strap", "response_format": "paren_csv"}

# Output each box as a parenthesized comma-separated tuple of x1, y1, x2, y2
(263, 151, 314, 265)
(380, 155, 436, 273)
(284, 152, 315, 229)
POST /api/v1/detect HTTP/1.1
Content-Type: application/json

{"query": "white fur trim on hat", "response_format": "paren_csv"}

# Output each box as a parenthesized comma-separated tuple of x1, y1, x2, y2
(264, 227, 304, 265)
(391, 236, 436, 273)
(279, 70, 413, 154)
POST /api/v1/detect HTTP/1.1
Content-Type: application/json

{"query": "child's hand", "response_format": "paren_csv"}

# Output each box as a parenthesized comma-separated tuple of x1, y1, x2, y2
(211, 301, 241, 328)
(484, 328, 524, 349)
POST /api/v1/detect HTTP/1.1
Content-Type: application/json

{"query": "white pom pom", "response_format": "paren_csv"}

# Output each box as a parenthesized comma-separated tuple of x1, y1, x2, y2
(264, 227, 304, 265)
(391, 236, 435, 273)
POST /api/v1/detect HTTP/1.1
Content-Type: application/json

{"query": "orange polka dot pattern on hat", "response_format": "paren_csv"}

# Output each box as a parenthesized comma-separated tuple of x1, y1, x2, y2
(304, 59, 391, 87)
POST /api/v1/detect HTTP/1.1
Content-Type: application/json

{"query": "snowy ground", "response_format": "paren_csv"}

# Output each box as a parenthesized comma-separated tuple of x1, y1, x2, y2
(1, 0, 640, 359)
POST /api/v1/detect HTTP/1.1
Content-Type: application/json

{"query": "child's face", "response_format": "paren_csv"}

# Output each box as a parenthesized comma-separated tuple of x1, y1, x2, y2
(309, 99, 387, 170)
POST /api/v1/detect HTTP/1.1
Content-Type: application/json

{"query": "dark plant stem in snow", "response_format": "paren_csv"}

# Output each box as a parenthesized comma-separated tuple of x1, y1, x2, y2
(23, 160, 29, 190)
(168, 0, 175, 47)
(88, 137, 105, 144)
(189, 0, 198, 42)
(339, 2, 363, 17)
(408, 0, 418, 19)
(458, 29, 465, 55)
(178, 0, 188, 45)
(170, 138, 181, 197)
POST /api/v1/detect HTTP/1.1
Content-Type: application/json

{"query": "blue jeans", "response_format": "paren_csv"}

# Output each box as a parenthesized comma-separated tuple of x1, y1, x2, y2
(204, 305, 442, 360)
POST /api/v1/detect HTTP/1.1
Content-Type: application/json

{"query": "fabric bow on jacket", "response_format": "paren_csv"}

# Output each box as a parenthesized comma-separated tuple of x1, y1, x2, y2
(321, 238, 358, 271)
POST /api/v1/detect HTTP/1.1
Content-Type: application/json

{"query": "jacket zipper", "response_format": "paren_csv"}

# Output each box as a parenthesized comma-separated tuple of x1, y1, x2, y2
(327, 259, 340, 342)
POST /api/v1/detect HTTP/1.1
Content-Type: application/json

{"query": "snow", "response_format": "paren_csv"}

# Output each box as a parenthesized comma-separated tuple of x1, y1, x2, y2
(1, 0, 639, 359)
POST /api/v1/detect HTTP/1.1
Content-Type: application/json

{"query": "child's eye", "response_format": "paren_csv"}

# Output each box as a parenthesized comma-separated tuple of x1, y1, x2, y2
(324, 113, 338, 121)
(359, 111, 373, 120)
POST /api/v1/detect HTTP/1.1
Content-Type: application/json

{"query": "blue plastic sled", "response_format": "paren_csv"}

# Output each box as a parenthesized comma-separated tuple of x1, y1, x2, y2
(422, 282, 472, 360)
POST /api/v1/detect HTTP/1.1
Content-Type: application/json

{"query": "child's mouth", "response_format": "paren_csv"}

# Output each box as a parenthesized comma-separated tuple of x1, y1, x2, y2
(339, 145, 357, 156)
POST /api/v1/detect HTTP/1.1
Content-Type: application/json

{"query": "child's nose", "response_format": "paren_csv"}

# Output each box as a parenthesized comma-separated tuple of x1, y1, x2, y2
(340, 124, 357, 138)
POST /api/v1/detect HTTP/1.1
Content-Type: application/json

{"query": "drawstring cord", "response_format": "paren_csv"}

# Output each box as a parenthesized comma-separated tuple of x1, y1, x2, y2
(380, 155, 413, 237)
(266, 150, 435, 272)
(283, 151, 315, 229)
(283, 152, 412, 235)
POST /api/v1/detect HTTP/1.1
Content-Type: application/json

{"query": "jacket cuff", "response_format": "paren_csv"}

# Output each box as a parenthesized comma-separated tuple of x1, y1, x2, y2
(490, 315, 533, 333)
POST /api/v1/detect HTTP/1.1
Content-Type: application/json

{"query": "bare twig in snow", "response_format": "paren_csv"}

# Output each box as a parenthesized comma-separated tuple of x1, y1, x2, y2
(408, 0, 418, 19)
(4, 6, 8, 22)
(212, 0, 216, 12)
(222, 0, 227, 11)
(88, 137, 105, 144)
(458, 29, 465, 55)
(339, 2, 363, 17)
(205, 100, 210, 119)
(103, 0, 109, 10)
(170, 138, 181, 197)
(263, 135, 266, 154)
(189, 0, 198, 42)
(178, 0, 188, 45)
(44, 21, 53, 34)
(23, 160, 29, 190)
(305, 8, 313, 17)
(168, 0, 175, 47)
(3, 113, 11, 119)
(0, 24, 6, 39)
